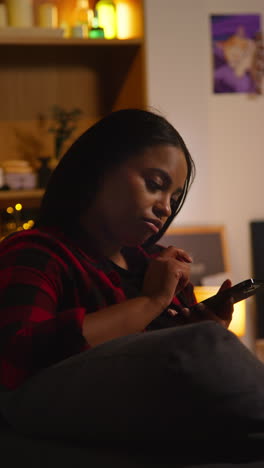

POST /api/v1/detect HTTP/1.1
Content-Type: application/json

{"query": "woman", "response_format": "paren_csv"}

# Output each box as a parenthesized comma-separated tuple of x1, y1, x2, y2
(0, 109, 261, 442)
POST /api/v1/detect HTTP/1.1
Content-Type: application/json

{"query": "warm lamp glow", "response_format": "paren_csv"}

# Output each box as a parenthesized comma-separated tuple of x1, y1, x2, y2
(116, 0, 142, 39)
(194, 286, 246, 337)
(116, 2, 131, 39)
(96, 0, 116, 39)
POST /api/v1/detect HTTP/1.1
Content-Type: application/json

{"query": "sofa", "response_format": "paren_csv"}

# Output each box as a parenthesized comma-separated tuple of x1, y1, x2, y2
(1, 418, 264, 468)
(2, 322, 264, 467)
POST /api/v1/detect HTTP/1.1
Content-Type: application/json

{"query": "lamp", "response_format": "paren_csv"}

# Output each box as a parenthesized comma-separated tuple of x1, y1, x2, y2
(194, 286, 246, 337)
(116, 1, 132, 39)
(96, 0, 116, 39)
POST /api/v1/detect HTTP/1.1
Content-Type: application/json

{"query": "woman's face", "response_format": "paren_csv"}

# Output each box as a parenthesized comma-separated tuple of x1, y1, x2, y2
(83, 145, 188, 249)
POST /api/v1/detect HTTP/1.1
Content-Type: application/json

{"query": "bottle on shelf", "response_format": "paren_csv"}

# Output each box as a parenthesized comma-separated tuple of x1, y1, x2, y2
(6, 0, 33, 27)
(89, 10, 104, 39)
(96, 0, 116, 39)
(0, 3, 7, 27)
(38, 3, 58, 29)
(71, 0, 90, 38)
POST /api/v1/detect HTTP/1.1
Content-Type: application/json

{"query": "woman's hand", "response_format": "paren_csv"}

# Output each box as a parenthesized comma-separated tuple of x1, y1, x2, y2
(142, 246, 193, 309)
(169, 279, 234, 329)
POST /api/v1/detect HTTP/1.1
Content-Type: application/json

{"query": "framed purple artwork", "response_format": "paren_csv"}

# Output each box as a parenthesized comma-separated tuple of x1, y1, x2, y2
(210, 14, 263, 93)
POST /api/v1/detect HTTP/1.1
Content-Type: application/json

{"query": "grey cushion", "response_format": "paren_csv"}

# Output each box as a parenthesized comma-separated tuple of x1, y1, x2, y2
(2, 322, 264, 443)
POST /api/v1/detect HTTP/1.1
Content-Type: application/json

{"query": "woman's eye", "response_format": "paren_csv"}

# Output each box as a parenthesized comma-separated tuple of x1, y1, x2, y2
(170, 198, 179, 211)
(146, 179, 163, 191)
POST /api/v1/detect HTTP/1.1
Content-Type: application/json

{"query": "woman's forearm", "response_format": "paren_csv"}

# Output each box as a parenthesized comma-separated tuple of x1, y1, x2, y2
(82, 296, 165, 346)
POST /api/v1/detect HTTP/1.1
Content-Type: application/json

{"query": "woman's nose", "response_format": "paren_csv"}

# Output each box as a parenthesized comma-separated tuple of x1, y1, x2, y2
(153, 196, 172, 219)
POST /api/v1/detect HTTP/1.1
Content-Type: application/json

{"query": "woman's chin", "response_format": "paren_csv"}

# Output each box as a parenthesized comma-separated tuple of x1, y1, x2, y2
(123, 232, 153, 246)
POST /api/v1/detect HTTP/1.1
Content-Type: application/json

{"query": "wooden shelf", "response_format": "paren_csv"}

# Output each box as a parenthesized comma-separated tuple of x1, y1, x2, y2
(0, 0, 146, 217)
(0, 37, 143, 46)
(0, 189, 44, 209)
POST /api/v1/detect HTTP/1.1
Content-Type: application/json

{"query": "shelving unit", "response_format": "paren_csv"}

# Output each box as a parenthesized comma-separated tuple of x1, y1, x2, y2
(0, 0, 146, 218)
(0, 189, 44, 209)
(0, 37, 143, 45)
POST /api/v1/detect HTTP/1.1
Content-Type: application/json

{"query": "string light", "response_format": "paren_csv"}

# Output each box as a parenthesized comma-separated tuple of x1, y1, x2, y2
(1, 201, 37, 239)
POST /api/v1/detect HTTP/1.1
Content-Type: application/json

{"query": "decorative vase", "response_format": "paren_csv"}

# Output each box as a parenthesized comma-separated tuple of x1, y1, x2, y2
(37, 157, 52, 188)
(6, 0, 33, 27)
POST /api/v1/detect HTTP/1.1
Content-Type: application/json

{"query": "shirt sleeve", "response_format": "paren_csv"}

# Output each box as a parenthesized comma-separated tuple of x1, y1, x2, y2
(0, 238, 88, 390)
(176, 282, 197, 307)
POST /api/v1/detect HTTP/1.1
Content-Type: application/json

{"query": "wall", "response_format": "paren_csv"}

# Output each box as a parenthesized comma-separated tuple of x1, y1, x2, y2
(144, 0, 264, 349)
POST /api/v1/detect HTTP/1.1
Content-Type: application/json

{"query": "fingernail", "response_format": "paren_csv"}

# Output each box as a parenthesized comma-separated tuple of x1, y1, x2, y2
(168, 308, 178, 316)
(182, 307, 190, 317)
(196, 303, 206, 313)
(185, 256, 193, 263)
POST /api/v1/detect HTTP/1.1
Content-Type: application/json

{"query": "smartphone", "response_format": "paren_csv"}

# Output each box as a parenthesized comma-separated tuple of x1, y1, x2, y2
(201, 278, 264, 309)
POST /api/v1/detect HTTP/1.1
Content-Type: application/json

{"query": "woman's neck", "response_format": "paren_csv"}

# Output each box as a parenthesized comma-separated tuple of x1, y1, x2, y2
(108, 251, 129, 270)
(79, 215, 128, 268)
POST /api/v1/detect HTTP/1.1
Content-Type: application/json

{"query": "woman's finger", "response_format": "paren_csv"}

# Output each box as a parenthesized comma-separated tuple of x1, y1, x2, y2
(159, 246, 193, 263)
(167, 308, 179, 317)
(217, 279, 232, 293)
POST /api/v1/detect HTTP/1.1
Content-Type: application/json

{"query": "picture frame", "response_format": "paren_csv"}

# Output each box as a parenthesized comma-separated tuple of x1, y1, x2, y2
(210, 14, 263, 94)
(159, 225, 230, 286)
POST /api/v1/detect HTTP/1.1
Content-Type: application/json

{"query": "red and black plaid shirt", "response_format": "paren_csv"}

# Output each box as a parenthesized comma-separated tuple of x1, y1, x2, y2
(0, 228, 196, 390)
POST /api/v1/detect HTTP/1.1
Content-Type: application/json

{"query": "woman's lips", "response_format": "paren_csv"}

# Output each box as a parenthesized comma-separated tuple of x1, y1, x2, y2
(142, 219, 160, 234)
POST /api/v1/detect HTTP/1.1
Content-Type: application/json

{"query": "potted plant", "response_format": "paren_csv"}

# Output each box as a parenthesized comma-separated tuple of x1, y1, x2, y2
(49, 106, 83, 160)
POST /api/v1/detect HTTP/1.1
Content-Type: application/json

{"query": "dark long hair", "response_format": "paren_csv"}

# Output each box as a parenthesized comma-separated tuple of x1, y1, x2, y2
(37, 108, 195, 246)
